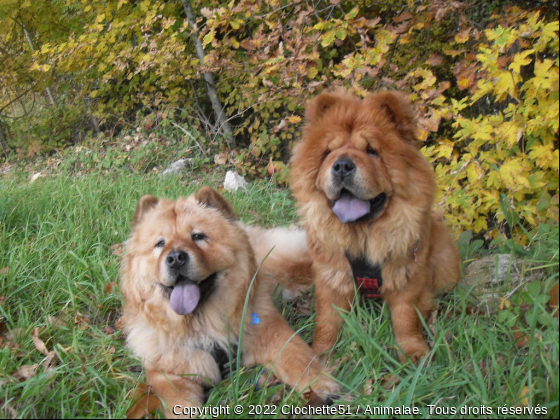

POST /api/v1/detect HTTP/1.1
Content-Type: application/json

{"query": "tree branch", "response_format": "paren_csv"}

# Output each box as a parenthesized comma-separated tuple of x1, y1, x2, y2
(180, 0, 234, 148)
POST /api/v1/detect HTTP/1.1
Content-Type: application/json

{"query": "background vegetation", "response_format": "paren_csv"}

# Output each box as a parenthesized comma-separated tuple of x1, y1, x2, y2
(0, 0, 558, 244)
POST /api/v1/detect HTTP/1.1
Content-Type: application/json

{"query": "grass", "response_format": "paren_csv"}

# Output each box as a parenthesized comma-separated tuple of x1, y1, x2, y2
(0, 157, 558, 418)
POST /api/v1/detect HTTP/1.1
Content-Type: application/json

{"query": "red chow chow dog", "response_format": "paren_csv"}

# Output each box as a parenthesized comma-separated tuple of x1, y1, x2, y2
(290, 90, 460, 361)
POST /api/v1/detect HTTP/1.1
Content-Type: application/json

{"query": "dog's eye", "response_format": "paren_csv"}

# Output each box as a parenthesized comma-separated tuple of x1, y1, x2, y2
(324, 149, 331, 158)
(155, 239, 165, 248)
(367, 146, 379, 157)
(192, 233, 207, 241)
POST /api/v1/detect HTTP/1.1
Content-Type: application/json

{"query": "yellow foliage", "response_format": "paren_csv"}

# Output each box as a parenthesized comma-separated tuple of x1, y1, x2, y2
(427, 12, 559, 242)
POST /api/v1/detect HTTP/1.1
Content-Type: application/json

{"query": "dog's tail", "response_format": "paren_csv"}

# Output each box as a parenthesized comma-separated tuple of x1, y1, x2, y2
(243, 225, 313, 300)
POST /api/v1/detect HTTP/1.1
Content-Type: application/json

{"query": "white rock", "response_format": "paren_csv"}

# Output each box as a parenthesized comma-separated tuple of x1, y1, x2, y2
(224, 170, 248, 191)
(29, 172, 42, 183)
(161, 159, 186, 176)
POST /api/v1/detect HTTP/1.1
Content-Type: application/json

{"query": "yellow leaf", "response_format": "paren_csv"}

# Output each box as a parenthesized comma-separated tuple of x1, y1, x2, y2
(494, 71, 520, 101)
(458, 77, 471, 90)
(202, 28, 215, 48)
(434, 143, 454, 159)
(500, 158, 531, 191)
(287, 116, 302, 124)
(307, 66, 318, 79)
(455, 28, 470, 44)
(519, 386, 531, 407)
(417, 127, 429, 141)
(509, 49, 534, 73)
(321, 30, 337, 47)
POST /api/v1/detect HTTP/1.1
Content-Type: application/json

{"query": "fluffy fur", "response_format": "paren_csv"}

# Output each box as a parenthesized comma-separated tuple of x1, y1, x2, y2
(290, 90, 460, 361)
(120, 187, 338, 416)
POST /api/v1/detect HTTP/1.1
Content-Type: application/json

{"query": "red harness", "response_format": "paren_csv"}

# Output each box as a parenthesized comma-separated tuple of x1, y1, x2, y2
(346, 254, 383, 299)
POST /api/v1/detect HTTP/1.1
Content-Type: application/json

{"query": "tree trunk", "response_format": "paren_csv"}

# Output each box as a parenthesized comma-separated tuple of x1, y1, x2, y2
(180, 0, 234, 148)
(22, 21, 56, 107)
(0, 121, 11, 154)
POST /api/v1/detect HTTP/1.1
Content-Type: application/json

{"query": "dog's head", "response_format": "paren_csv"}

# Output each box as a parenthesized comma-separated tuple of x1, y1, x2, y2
(291, 90, 434, 224)
(122, 187, 253, 317)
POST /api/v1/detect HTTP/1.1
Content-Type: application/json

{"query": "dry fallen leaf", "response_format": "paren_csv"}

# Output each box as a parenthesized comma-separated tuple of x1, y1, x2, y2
(549, 283, 559, 317)
(518, 385, 531, 407)
(303, 389, 324, 407)
(428, 309, 438, 348)
(115, 315, 127, 331)
(103, 326, 116, 335)
(364, 378, 375, 396)
(381, 374, 401, 390)
(104, 282, 117, 294)
(47, 315, 67, 328)
(5, 328, 26, 342)
(127, 383, 162, 419)
(74, 313, 91, 328)
(213, 152, 228, 165)
(426, 54, 443, 66)
(512, 326, 531, 348)
(13, 364, 39, 381)
(32, 328, 49, 356)
(0, 267, 8, 276)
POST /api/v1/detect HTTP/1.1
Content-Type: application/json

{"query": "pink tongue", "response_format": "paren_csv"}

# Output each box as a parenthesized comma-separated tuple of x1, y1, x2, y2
(169, 280, 201, 315)
(332, 193, 371, 223)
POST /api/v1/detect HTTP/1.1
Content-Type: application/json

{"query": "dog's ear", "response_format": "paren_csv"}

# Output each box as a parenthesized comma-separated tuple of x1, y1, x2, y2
(133, 195, 159, 225)
(195, 186, 236, 221)
(366, 91, 418, 145)
(305, 92, 340, 123)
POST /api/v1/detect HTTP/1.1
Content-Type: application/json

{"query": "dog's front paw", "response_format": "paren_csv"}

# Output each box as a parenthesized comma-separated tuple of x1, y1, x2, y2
(308, 374, 342, 405)
(398, 338, 430, 363)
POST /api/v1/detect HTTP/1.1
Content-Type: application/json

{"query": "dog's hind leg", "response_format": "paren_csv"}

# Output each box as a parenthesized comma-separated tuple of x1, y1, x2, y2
(242, 293, 341, 401)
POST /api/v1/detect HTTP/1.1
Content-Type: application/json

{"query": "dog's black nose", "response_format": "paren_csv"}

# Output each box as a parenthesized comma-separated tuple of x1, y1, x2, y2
(166, 250, 189, 269)
(332, 157, 356, 178)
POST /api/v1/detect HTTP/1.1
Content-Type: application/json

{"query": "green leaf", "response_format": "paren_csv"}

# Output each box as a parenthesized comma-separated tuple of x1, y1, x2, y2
(527, 281, 542, 297)
(537, 312, 554, 327)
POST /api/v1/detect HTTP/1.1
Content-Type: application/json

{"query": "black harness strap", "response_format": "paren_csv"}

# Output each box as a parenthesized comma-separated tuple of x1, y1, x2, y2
(210, 343, 239, 379)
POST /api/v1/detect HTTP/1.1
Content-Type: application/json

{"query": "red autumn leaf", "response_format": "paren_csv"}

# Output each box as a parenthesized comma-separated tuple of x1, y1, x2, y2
(267, 160, 275, 175)
(104, 282, 117, 294)
(549, 283, 559, 317)
(303, 389, 324, 407)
